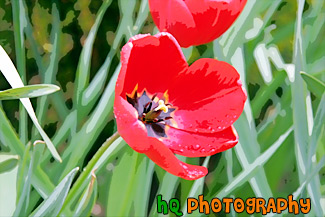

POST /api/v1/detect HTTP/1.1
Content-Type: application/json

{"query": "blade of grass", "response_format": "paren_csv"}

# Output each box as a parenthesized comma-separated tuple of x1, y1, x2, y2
(254, 43, 273, 83)
(22, 0, 69, 120)
(106, 146, 145, 217)
(29, 167, 79, 217)
(73, 0, 112, 112)
(0, 107, 24, 156)
(15, 143, 31, 205)
(149, 157, 185, 217)
(292, 0, 323, 215)
(279, 157, 325, 216)
(58, 65, 119, 178)
(214, 127, 292, 198)
(41, 111, 77, 164)
(34, 2, 61, 130)
(0, 154, 19, 216)
(130, 158, 155, 217)
(251, 71, 287, 118)
(60, 133, 122, 214)
(300, 72, 325, 98)
(0, 45, 62, 162)
(182, 157, 210, 217)
(14, 142, 37, 217)
(80, 49, 115, 118)
(0, 156, 18, 173)
(72, 171, 97, 217)
(0, 84, 60, 100)
(0, 106, 54, 200)
(11, 0, 28, 145)
(220, 0, 282, 58)
(307, 95, 325, 167)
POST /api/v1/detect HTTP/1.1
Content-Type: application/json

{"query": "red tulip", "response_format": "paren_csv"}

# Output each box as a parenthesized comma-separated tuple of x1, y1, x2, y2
(149, 0, 247, 47)
(114, 32, 246, 180)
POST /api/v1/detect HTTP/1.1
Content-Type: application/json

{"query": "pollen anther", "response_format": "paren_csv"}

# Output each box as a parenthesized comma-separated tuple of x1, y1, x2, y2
(155, 100, 169, 113)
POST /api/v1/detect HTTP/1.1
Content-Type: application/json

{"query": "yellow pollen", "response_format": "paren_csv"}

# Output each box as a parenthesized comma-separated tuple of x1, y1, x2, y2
(155, 100, 168, 113)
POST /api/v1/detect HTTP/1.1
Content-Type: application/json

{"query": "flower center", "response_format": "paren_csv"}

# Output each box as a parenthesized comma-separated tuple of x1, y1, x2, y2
(126, 89, 175, 138)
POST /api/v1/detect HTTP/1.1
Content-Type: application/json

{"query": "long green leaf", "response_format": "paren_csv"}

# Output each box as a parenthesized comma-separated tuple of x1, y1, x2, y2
(0, 45, 62, 162)
(11, 0, 28, 144)
(292, 0, 323, 216)
(0, 154, 19, 216)
(29, 167, 79, 217)
(0, 156, 18, 174)
(106, 147, 139, 217)
(0, 107, 24, 156)
(13, 143, 34, 217)
(34, 2, 62, 130)
(60, 134, 123, 215)
(73, 0, 112, 110)
(0, 84, 60, 100)
(182, 157, 210, 217)
(300, 72, 325, 98)
(215, 127, 292, 198)
(72, 171, 98, 217)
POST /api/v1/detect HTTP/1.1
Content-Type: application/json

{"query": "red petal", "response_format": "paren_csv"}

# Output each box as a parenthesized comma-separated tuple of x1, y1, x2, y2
(185, 0, 247, 44)
(149, 0, 198, 48)
(149, 0, 247, 47)
(144, 136, 208, 180)
(168, 58, 246, 133)
(163, 126, 238, 157)
(114, 96, 151, 152)
(116, 32, 188, 98)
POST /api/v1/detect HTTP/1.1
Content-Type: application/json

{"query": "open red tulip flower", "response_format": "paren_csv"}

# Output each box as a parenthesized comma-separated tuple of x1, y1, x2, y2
(114, 32, 246, 180)
(149, 0, 247, 47)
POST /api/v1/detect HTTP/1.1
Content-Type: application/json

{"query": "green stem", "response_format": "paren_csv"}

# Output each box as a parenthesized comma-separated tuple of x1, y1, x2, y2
(60, 131, 120, 213)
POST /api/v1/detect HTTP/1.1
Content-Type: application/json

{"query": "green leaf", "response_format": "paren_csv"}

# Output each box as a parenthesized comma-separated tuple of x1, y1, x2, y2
(308, 95, 325, 162)
(0, 84, 60, 100)
(14, 143, 34, 217)
(106, 147, 139, 217)
(72, 171, 97, 217)
(29, 167, 79, 217)
(182, 157, 210, 217)
(215, 128, 292, 198)
(73, 0, 112, 109)
(300, 71, 325, 98)
(127, 155, 154, 217)
(0, 107, 25, 156)
(149, 166, 181, 217)
(0, 157, 18, 174)
(0, 155, 19, 216)
(0, 45, 62, 162)
(11, 0, 28, 144)
(60, 134, 123, 215)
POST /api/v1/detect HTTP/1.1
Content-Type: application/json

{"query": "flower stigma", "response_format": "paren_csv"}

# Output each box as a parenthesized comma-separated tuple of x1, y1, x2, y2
(155, 100, 169, 113)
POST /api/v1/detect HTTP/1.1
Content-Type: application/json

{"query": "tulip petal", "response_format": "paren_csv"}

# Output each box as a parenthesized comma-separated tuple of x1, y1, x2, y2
(144, 136, 208, 180)
(149, 0, 198, 48)
(168, 58, 246, 133)
(149, 0, 247, 47)
(114, 96, 151, 152)
(164, 126, 238, 157)
(116, 32, 188, 98)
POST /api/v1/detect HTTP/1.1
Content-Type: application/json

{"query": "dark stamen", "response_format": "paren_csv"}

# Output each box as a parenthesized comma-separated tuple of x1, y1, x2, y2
(151, 93, 157, 101)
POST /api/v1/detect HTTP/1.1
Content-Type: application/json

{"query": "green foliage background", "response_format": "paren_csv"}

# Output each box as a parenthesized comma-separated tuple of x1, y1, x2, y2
(0, 0, 324, 216)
